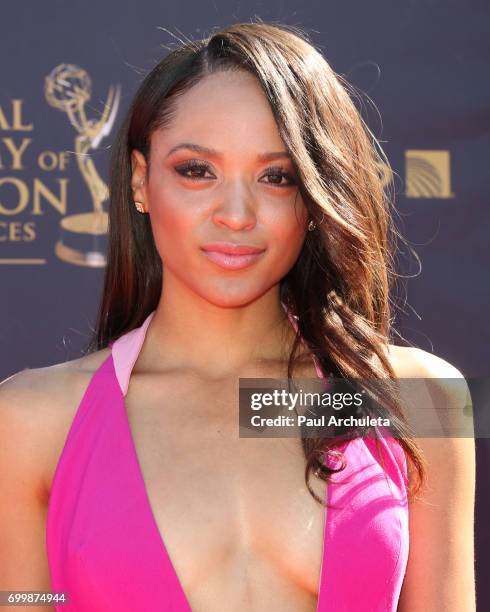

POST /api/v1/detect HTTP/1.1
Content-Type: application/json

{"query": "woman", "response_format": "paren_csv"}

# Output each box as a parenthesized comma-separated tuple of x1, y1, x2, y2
(0, 21, 475, 612)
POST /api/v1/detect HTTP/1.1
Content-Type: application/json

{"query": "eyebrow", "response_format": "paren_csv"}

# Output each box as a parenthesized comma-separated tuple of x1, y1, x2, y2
(165, 142, 291, 162)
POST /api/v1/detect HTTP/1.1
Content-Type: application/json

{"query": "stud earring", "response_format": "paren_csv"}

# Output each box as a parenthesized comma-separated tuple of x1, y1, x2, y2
(134, 177, 147, 213)
(308, 212, 326, 232)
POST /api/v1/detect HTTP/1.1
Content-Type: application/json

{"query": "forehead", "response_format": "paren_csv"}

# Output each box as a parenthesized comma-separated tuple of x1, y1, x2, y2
(150, 70, 286, 155)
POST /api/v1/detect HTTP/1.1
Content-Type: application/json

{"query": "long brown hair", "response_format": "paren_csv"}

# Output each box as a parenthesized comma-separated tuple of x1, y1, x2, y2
(89, 20, 426, 502)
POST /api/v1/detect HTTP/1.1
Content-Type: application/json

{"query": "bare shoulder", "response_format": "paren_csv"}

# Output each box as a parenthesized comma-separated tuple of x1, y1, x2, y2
(0, 347, 112, 496)
(385, 343, 471, 410)
(386, 351, 476, 609)
(386, 343, 466, 379)
(0, 348, 112, 402)
(385, 342, 474, 488)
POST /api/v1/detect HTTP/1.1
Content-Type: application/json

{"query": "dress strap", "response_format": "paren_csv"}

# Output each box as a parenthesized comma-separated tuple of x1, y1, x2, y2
(111, 311, 155, 396)
(280, 300, 325, 379)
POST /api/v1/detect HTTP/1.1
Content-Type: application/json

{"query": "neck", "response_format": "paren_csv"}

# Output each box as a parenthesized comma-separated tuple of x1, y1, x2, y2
(141, 274, 298, 379)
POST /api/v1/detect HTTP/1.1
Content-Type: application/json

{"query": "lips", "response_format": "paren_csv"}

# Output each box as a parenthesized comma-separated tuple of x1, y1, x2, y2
(200, 242, 265, 270)
(201, 242, 265, 255)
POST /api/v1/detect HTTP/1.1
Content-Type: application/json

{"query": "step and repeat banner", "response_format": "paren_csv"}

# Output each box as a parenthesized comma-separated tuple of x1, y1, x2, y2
(1, 0, 488, 607)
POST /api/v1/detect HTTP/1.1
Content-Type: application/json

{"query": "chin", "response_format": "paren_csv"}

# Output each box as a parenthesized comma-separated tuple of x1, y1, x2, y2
(203, 294, 259, 309)
(198, 286, 269, 309)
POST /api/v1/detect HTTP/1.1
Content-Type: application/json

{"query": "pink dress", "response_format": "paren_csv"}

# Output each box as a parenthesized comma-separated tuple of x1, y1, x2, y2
(46, 306, 409, 611)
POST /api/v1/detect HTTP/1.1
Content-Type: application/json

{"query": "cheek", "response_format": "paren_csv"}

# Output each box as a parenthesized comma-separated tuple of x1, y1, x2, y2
(267, 204, 308, 266)
(147, 188, 197, 262)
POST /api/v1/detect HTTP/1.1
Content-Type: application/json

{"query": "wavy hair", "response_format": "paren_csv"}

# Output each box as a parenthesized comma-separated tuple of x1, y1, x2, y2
(89, 20, 426, 502)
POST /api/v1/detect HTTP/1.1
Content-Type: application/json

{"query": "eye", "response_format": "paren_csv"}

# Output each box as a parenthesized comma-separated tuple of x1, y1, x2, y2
(260, 166, 297, 187)
(174, 160, 215, 180)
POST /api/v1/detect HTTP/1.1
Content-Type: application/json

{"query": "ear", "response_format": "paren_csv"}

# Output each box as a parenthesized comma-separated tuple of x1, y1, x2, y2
(130, 149, 148, 211)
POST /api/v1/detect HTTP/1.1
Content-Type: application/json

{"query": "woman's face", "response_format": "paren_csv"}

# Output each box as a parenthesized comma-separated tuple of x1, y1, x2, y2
(131, 70, 308, 308)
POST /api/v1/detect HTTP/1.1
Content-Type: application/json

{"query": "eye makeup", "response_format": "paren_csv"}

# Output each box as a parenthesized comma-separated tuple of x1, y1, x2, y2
(174, 160, 297, 187)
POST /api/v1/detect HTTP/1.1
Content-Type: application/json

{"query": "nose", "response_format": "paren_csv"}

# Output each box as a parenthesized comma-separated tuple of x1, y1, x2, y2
(212, 177, 257, 231)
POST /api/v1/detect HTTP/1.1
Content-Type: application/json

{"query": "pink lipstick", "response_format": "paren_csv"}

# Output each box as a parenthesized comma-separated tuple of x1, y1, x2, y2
(200, 242, 265, 270)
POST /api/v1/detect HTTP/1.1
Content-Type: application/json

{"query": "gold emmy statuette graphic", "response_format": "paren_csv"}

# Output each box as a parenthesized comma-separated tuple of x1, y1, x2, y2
(405, 150, 454, 199)
(44, 64, 121, 267)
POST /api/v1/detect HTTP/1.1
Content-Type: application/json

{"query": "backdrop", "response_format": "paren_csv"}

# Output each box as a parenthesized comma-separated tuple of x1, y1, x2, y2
(1, 0, 488, 607)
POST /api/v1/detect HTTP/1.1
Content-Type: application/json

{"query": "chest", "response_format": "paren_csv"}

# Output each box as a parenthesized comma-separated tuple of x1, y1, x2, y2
(124, 370, 328, 608)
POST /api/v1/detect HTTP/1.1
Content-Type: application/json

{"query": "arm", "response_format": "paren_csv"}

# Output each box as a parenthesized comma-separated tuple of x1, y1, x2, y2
(0, 370, 55, 612)
(394, 348, 476, 611)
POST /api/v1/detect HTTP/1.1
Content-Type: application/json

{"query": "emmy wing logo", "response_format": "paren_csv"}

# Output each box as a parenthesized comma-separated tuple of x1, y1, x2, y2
(405, 149, 454, 199)
(44, 64, 121, 267)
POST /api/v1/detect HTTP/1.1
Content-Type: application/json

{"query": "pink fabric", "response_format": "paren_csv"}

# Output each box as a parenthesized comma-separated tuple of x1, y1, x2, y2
(47, 305, 409, 611)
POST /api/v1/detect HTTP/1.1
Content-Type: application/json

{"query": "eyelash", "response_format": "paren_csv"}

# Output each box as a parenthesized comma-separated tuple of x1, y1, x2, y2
(174, 160, 297, 187)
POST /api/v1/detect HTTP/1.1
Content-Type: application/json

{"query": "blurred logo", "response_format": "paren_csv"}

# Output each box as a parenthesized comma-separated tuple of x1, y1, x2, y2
(44, 64, 120, 266)
(405, 149, 454, 199)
